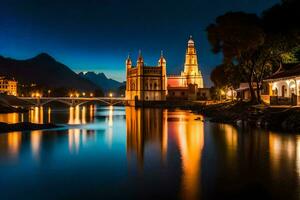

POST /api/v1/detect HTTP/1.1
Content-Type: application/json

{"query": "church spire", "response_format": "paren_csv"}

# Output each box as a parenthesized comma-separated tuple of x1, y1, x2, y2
(137, 49, 144, 66)
(158, 50, 166, 66)
(126, 52, 132, 68)
(184, 35, 198, 73)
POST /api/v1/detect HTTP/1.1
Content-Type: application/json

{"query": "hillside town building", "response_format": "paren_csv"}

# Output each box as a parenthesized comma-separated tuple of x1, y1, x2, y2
(0, 76, 17, 96)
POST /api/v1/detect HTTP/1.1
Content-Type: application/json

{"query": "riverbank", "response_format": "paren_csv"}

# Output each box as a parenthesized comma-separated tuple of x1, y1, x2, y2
(0, 94, 30, 113)
(196, 101, 300, 133)
(0, 122, 61, 133)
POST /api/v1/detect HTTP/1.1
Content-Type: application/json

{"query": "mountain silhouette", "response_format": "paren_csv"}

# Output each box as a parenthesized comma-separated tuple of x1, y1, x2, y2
(79, 71, 124, 92)
(0, 53, 100, 92)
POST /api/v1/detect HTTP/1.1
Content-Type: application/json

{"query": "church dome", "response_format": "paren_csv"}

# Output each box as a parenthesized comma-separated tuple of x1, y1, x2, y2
(158, 51, 166, 65)
(158, 57, 166, 64)
(188, 35, 195, 46)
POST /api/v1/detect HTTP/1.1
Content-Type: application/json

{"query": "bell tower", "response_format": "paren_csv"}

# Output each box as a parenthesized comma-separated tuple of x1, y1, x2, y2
(181, 36, 204, 88)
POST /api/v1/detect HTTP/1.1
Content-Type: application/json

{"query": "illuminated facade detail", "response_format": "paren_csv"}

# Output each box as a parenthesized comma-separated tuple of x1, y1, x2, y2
(125, 51, 167, 101)
(0, 76, 17, 96)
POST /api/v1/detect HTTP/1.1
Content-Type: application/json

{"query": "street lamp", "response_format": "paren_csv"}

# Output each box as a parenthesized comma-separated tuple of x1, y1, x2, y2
(90, 93, 94, 97)
(109, 93, 113, 98)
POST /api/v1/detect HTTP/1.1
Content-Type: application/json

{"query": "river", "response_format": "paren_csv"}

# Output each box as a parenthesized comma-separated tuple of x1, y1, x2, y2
(0, 105, 299, 200)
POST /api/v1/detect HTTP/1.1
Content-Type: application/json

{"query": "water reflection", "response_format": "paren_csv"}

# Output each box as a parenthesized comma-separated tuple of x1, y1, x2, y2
(68, 129, 96, 153)
(0, 105, 97, 125)
(169, 111, 204, 200)
(0, 132, 22, 161)
(0, 113, 20, 124)
(126, 107, 168, 167)
(269, 133, 300, 183)
(1, 106, 300, 199)
(7, 132, 22, 158)
(106, 105, 114, 146)
(31, 131, 42, 160)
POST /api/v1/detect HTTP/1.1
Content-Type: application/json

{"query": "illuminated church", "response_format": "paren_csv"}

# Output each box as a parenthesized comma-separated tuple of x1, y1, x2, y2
(125, 50, 167, 102)
(126, 36, 208, 102)
(167, 36, 206, 100)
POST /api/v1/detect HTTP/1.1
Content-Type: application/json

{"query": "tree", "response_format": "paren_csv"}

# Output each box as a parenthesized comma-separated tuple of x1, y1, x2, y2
(207, 12, 265, 103)
(211, 63, 241, 100)
(207, 10, 300, 104)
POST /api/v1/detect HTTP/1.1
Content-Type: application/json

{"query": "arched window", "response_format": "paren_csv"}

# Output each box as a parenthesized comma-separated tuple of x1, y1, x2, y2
(154, 83, 157, 90)
(150, 83, 152, 90)
(131, 82, 135, 90)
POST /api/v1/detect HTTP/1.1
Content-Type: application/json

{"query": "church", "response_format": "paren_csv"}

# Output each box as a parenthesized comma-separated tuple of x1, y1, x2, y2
(125, 36, 208, 103)
(167, 36, 208, 100)
(125, 51, 168, 102)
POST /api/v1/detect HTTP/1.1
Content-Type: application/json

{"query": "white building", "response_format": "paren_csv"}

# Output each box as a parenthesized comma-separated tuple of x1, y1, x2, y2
(264, 63, 300, 105)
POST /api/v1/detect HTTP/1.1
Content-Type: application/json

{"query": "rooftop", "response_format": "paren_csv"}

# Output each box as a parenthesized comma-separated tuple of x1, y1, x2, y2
(265, 63, 300, 81)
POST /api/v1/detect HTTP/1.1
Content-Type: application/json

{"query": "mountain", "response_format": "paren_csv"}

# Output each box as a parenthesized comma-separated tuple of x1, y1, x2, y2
(0, 53, 100, 92)
(79, 71, 124, 92)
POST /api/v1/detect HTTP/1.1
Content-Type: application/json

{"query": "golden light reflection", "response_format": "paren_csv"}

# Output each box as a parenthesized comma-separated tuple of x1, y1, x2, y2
(29, 106, 44, 124)
(75, 106, 80, 124)
(0, 113, 19, 124)
(31, 131, 42, 159)
(126, 107, 168, 167)
(220, 124, 238, 161)
(108, 105, 113, 127)
(106, 105, 114, 147)
(68, 129, 81, 153)
(82, 106, 86, 124)
(269, 132, 299, 181)
(68, 106, 87, 125)
(170, 111, 204, 200)
(7, 132, 22, 157)
(68, 129, 93, 153)
(47, 107, 51, 123)
(89, 104, 95, 122)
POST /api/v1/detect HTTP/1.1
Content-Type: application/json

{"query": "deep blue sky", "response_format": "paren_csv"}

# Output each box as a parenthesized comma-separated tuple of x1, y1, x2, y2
(0, 0, 279, 85)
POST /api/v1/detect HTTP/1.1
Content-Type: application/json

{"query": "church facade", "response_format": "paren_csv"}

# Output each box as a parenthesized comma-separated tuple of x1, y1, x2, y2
(125, 51, 167, 102)
(125, 36, 208, 103)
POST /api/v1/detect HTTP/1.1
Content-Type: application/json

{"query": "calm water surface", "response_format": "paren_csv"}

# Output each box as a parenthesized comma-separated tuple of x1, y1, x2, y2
(0, 105, 299, 200)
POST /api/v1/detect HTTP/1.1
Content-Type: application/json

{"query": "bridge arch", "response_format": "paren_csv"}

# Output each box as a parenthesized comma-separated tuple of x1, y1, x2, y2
(18, 97, 126, 107)
(40, 99, 73, 106)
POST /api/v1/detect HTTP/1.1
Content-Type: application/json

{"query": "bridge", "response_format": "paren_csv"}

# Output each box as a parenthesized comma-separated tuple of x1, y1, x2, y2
(18, 97, 126, 106)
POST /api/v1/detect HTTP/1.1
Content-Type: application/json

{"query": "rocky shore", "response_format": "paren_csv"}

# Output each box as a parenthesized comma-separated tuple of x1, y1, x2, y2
(197, 101, 300, 133)
(0, 122, 60, 133)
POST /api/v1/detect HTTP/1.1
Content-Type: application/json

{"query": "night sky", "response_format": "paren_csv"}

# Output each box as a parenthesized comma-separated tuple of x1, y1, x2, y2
(0, 0, 279, 85)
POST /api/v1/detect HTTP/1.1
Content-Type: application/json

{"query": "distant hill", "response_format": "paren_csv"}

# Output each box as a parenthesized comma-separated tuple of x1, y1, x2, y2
(0, 53, 100, 93)
(79, 71, 125, 92)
